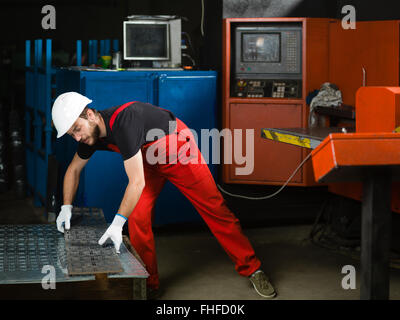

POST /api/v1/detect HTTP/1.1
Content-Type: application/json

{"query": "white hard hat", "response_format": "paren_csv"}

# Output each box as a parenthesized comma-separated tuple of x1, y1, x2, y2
(52, 92, 93, 138)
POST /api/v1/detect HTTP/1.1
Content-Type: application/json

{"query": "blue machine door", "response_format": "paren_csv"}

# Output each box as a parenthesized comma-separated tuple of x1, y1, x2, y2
(155, 72, 217, 225)
(82, 72, 156, 106)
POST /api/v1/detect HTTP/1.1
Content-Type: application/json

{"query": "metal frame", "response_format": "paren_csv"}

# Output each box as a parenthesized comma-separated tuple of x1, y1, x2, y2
(87, 39, 119, 65)
(25, 39, 55, 207)
(361, 169, 392, 299)
(24, 38, 119, 212)
(0, 207, 149, 302)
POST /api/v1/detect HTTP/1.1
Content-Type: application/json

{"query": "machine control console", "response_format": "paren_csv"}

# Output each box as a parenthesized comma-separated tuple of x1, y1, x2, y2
(233, 79, 301, 98)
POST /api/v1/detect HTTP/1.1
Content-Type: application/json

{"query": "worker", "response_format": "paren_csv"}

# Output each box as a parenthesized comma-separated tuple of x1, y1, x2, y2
(52, 91, 276, 299)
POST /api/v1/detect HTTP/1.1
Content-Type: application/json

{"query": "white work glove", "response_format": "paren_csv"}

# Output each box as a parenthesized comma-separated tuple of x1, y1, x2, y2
(98, 214, 127, 253)
(56, 204, 73, 233)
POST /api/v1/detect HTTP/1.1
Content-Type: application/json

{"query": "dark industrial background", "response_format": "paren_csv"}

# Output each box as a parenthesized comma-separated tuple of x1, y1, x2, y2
(2, 0, 400, 238)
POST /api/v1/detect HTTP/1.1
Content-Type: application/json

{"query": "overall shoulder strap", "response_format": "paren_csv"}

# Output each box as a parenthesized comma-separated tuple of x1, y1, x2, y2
(109, 101, 137, 131)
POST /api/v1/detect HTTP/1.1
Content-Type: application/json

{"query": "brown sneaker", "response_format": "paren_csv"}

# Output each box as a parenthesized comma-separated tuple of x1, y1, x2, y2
(249, 270, 277, 299)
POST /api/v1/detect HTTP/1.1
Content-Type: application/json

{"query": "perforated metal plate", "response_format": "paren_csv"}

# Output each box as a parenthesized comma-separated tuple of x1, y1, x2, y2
(70, 207, 107, 226)
(0, 208, 148, 284)
(0, 224, 63, 273)
(65, 226, 123, 275)
(64, 208, 123, 276)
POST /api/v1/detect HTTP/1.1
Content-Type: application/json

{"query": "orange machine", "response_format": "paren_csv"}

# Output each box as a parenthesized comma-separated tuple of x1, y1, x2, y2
(312, 131, 400, 184)
(313, 87, 400, 182)
(310, 87, 400, 300)
(223, 18, 400, 299)
(222, 18, 400, 187)
(263, 87, 400, 300)
(327, 87, 400, 213)
(222, 17, 332, 186)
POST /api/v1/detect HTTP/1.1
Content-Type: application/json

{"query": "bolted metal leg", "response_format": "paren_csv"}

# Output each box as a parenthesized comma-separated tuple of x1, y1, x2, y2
(360, 169, 392, 300)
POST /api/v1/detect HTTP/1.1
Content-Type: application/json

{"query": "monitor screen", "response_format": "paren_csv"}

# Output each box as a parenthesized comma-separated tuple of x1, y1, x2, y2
(125, 23, 168, 59)
(241, 33, 280, 63)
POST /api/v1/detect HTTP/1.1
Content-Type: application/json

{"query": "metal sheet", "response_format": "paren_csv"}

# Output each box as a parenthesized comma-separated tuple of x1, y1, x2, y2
(65, 207, 122, 276)
(0, 208, 148, 284)
(261, 127, 355, 149)
(69, 206, 107, 226)
(0, 224, 78, 284)
(65, 226, 123, 275)
(0, 224, 60, 272)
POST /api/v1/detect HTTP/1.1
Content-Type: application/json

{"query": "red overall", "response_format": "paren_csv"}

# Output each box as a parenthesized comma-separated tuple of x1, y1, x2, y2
(110, 103, 261, 289)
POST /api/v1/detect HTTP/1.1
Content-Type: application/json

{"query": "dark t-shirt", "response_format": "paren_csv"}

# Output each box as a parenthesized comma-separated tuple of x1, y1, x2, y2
(77, 101, 176, 161)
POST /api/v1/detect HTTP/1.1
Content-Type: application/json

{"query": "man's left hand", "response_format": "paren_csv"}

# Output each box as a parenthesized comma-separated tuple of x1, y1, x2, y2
(98, 214, 127, 253)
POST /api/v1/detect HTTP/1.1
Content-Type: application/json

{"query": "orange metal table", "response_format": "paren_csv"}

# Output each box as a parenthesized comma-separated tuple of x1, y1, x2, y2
(312, 132, 400, 299)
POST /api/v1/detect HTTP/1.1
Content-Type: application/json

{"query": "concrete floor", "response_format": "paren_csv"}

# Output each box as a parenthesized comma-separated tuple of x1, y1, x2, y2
(154, 225, 400, 300)
(2, 191, 400, 300)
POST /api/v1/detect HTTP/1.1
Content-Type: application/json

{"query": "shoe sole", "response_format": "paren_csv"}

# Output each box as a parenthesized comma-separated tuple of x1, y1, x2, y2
(251, 281, 277, 299)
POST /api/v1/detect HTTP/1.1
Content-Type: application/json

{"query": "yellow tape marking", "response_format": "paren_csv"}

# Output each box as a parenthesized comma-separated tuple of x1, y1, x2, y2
(262, 129, 311, 148)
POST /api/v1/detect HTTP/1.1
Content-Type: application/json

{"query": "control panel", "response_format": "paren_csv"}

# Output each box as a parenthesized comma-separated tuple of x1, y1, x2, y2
(286, 32, 299, 73)
(233, 79, 301, 98)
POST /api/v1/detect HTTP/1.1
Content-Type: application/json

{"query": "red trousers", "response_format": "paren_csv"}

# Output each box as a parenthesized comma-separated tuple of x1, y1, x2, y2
(127, 118, 261, 289)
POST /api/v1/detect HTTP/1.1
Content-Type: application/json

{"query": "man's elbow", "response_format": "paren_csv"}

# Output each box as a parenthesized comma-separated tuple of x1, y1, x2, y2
(66, 164, 81, 179)
(133, 179, 145, 194)
(138, 179, 145, 192)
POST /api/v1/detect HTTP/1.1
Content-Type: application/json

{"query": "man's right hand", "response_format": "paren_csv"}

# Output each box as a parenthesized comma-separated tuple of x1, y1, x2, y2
(56, 204, 73, 233)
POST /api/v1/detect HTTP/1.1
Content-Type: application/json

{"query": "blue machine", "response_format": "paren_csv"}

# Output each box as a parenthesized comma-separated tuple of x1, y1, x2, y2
(55, 69, 217, 225)
(25, 38, 119, 209)
(25, 39, 56, 206)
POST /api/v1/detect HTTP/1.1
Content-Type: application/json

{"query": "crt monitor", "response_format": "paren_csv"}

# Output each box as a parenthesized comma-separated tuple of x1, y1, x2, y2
(124, 21, 169, 60)
(234, 23, 302, 79)
(123, 17, 181, 68)
(241, 33, 281, 63)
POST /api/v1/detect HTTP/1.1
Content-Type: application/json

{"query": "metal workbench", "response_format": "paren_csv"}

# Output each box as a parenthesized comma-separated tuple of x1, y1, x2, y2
(261, 126, 400, 300)
(0, 208, 149, 299)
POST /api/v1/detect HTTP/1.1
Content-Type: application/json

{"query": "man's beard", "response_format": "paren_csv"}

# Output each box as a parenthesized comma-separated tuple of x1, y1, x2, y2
(87, 122, 100, 145)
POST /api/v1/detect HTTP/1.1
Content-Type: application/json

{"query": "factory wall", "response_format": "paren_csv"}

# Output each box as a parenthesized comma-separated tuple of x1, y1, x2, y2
(222, 0, 336, 18)
(335, 0, 400, 20)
